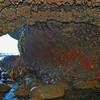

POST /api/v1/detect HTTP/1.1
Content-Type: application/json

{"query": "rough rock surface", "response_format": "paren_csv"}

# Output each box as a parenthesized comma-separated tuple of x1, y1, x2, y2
(21, 20, 100, 86)
(0, 0, 100, 34)
(15, 82, 65, 99)
(0, 84, 11, 93)
(0, 55, 19, 71)
(31, 84, 64, 99)
(0, 84, 11, 99)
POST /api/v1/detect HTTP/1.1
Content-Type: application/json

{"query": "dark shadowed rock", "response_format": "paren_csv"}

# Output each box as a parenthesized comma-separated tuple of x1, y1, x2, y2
(0, 55, 19, 71)
(21, 20, 100, 87)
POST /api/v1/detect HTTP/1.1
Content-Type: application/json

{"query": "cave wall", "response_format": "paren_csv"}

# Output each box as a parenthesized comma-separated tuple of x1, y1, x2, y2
(22, 20, 100, 82)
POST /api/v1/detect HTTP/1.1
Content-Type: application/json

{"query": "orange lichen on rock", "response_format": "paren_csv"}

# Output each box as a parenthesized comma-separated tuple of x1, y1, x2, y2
(15, 70, 18, 78)
(0, 3, 3, 7)
(1, 0, 99, 5)
(0, 29, 3, 33)
(88, 65, 95, 70)
(10, 69, 14, 80)
(20, 67, 26, 72)
(17, 6, 30, 16)
(33, 0, 100, 5)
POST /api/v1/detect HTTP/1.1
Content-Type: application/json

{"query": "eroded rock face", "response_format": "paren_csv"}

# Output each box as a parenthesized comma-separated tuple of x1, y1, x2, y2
(23, 21, 100, 64)
(22, 21, 63, 64)
(22, 20, 100, 84)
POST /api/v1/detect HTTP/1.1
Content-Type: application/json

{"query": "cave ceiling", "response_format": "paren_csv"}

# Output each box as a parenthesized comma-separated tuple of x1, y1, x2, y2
(0, 0, 100, 36)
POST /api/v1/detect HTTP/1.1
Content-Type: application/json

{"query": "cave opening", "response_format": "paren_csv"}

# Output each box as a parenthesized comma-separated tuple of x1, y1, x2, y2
(0, 34, 19, 60)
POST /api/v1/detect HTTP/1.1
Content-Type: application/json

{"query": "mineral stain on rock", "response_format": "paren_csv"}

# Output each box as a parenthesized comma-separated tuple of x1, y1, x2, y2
(21, 21, 100, 84)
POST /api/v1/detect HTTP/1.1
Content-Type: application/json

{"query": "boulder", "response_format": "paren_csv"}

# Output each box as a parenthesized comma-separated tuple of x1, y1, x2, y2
(31, 84, 64, 99)
(14, 81, 39, 97)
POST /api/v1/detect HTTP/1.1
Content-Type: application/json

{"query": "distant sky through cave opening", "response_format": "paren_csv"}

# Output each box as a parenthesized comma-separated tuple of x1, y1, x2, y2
(0, 34, 20, 55)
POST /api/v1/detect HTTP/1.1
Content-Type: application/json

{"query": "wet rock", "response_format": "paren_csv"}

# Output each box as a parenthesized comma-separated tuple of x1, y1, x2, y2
(15, 88, 30, 97)
(2, 79, 14, 84)
(31, 96, 42, 100)
(0, 84, 11, 99)
(31, 84, 64, 99)
(14, 80, 39, 97)
(30, 82, 40, 88)
(2, 71, 10, 80)
(15, 84, 30, 97)
(0, 84, 11, 93)
(15, 81, 65, 99)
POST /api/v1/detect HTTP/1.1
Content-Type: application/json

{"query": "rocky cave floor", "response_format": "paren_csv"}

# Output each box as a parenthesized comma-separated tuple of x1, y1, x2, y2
(0, 55, 100, 100)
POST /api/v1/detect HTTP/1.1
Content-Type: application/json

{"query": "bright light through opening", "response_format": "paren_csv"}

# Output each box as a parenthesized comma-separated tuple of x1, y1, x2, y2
(0, 34, 20, 55)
